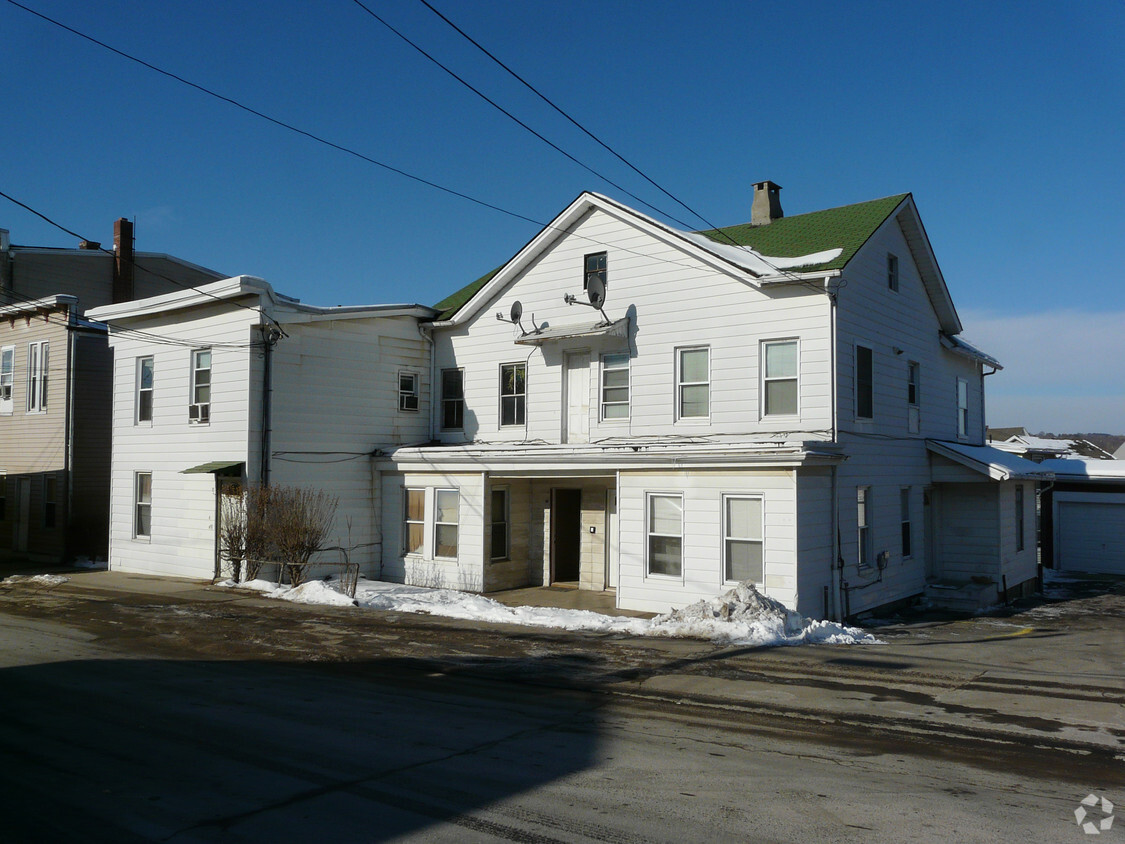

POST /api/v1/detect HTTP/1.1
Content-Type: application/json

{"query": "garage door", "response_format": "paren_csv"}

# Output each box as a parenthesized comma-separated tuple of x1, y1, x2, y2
(1057, 501, 1125, 574)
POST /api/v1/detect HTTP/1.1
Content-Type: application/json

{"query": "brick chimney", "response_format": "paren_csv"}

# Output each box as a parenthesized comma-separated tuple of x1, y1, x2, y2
(113, 218, 134, 303)
(751, 180, 784, 226)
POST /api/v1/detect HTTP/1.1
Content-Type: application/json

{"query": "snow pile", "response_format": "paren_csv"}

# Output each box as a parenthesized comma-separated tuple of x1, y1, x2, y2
(2, 574, 70, 587)
(649, 582, 880, 646)
(219, 577, 876, 647)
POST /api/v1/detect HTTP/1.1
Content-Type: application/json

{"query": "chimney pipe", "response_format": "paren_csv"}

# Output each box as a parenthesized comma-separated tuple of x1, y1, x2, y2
(0, 229, 10, 293)
(113, 218, 134, 303)
(751, 180, 784, 226)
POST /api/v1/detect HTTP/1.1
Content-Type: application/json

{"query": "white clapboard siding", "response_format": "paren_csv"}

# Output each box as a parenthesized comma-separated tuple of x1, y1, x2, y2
(434, 207, 833, 444)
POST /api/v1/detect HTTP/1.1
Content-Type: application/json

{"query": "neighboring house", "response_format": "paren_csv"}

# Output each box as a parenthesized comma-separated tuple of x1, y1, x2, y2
(377, 184, 1036, 617)
(1116, 442, 1125, 461)
(987, 428, 1116, 461)
(86, 277, 436, 579)
(0, 221, 222, 562)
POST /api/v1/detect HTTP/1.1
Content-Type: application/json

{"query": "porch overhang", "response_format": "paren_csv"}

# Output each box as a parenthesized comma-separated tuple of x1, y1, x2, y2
(181, 460, 245, 477)
(926, 440, 1046, 481)
(512, 316, 629, 346)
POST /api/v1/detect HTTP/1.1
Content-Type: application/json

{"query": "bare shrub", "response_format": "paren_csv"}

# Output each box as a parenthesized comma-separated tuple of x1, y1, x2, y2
(270, 486, 339, 587)
(243, 485, 277, 581)
(218, 491, 247, 581)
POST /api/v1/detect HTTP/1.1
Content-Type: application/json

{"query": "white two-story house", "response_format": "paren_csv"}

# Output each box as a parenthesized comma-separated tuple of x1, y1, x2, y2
(87, 277, 436, 580)
(378, 184, 1037, 617)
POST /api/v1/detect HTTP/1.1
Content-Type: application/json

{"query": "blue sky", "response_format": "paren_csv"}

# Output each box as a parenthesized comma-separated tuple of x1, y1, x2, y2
(3, 0, 1123, 433)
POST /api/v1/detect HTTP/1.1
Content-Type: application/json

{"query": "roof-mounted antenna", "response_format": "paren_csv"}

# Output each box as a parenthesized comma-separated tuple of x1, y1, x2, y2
(564, 275, 611, 325)
(496, 300, 529, 334)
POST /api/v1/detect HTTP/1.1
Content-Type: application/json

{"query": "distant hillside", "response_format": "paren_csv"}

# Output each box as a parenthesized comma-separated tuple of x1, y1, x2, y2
(1035, 433, 1125, 455)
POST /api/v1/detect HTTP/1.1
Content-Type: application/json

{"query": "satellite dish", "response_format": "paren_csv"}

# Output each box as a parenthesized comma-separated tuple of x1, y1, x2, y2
(586, 276, 606, 309)
(510, 301, 523, 323)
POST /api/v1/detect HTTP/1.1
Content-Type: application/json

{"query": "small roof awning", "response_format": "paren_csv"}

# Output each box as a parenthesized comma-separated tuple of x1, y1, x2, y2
(181, 460, 245, 477)
(514, 316, 629, 346)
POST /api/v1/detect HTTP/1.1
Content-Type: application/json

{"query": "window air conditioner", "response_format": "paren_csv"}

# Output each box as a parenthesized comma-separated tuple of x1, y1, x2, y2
(189, 403, 210, 422)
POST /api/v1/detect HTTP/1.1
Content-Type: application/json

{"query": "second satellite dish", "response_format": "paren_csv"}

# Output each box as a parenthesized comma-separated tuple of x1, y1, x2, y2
(586, 276, 606, 309)
(510, 301, 523, 323)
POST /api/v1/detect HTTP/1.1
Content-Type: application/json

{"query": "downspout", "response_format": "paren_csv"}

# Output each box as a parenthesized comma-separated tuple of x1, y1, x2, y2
(981, 364, 998, 443)
(259, 322, 281, 486)
(417, 321, 435, 437)
(64, 303, 76, 562)
(826, 275, 843, 621)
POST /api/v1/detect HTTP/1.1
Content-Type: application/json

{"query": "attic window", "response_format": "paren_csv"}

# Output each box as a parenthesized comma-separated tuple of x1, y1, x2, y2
(584, 252, 606, 291)
(887, 253, 899, 291)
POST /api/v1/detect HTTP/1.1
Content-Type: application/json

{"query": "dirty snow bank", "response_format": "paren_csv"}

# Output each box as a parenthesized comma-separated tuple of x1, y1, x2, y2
(222, 577, 878, 647)
(2, 574, 70, 587)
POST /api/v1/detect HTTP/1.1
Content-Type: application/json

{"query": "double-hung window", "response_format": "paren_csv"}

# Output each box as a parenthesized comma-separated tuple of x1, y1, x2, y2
(647, 493, 683, 577)
(855, 345, 873, 419)
(957, 378, 969, 438)
(403, 488, 424, 555)
(0, 346, 13, 413)
(907, 362, 920, 434)
(434, 489, 459, 558)
(600, 354, 629, 420)
(762, 340, 799, 417)
(190, 349, 211, 423)
(900, 488, 912, 558)
(857, 487, 871, 567)
(43, 475, 57, 529)
(135, 472, 152, 538)
(441, 368, 464, 430)
(724, 495, 764, 583)
(887, 253, 899, 291)
(490, 487, 509, 560)
(136, 356, 154, 423)
(677, 347, 709, 419)
(27, 341, 48, 413)
(584, 251, 607, 291)
(399, 371, 419, 412)
(500, 363, 525, 426)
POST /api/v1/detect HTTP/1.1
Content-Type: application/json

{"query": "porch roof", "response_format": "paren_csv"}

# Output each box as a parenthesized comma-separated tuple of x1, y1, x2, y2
(512, 316, 629, 346)
(928, 440, 1125, 483)
(378, 439, 844, 474)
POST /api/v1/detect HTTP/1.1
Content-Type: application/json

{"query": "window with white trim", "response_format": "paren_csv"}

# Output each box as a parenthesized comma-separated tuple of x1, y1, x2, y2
(490, 487, 510, 560)
(957, 378, 969, 438)
(500, 363, 525, 426)
(600, 353, 629, 420)
(647, 493, 683, 577)
(907, 361, 920, 434)
(584, 251, 607, 291)
(398, 371, 419, 412)
(724, 495, 764, 583)
(1015, 484, 1025, 552)
(900, 487, 912, 558)
(441, 368, 464, 430)
(135, 472, 152, 538)
(762, 339, 799, 417)
(855, 345, 873, 419)
(434, 489, 459, 558)
(43, 474, 57, 529)
(857, 487, 871, 567)
(403, 488, 424, 555)
(677, 347, 709, 419)
(27, 341, 48, 413)
(0, 346, 13, 413)
(136, 356, 154, 424)
(887, 253, 899, 291)
(190, 349, 211, 423)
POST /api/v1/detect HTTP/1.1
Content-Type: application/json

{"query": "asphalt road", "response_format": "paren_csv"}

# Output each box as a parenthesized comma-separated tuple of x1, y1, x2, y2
(0, 572, 1122, 842)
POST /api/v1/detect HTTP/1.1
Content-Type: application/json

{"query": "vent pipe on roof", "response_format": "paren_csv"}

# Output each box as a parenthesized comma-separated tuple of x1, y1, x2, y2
(113, 218, 134, 303)
(751, 180, 784, 226)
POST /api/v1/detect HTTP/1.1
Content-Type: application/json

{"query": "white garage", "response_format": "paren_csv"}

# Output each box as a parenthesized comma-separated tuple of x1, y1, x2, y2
(1054, 493, 1125, 575)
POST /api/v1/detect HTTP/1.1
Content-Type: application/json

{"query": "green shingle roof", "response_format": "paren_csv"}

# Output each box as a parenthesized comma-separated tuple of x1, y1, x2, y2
(433, 193, 910, 320)
(697, 193, 909, 272)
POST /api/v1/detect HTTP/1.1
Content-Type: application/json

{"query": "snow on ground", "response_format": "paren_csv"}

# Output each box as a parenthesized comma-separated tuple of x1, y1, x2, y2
(219, 577, 879, 647)
(2, 574, 70, 586)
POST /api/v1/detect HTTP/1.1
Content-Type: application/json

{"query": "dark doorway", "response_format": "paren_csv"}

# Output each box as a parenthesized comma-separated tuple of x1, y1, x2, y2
(551, 489, 582, 583)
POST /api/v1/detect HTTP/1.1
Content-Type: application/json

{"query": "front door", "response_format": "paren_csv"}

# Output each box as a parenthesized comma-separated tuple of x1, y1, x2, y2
(562, 352, 590, 444)
(16, 478, 30, 552)
(551, 488, 582, 583)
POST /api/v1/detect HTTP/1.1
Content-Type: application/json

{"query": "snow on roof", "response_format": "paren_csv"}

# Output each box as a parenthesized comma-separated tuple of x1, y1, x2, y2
(929, 440, 1125, 481)
(939, 333, 1003, 370)
(1035, 457, 1125, 479)
(679, 230, 843, 277)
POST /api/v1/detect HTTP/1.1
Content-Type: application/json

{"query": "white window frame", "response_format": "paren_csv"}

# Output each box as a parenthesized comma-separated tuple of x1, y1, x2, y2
(857, 486, 871, 567)
(855, 344, 873, 420)
(433, 488, 459, 560)
(490, 486, 510, 561)
(723, 494, 764, 585)
(26, 341, 48, 413)
(136, 356, 154, 424)
(584, 251, 607, 291)
(957, 378, 969, 439)
(900, 487, 912, 559)
(907, 361, 920, 434)
(0, 345, 13, 414)
(676, 346, 710, 421)
(887, 253, 899, 291)
(499, 362, 526, 427)
(646, 492, 684, 579)
(761, 339, 799, 418)
(398, 371, 420, 412)
(403, 487, 425, 556)
(441, 368, 464, 430)
(134, 472, 152, 539)
(600, 353, 630, 421)
(189, 348, 211, 424)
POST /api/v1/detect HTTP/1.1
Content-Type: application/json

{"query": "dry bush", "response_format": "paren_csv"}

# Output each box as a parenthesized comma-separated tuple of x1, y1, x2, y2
(218, 492, 248, 581)
(243, 484, 279, 581)
(269, 486, 339, 587)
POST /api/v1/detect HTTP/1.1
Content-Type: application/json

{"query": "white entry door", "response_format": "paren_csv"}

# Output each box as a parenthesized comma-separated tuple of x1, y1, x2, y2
(563, 351, 590, 443)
